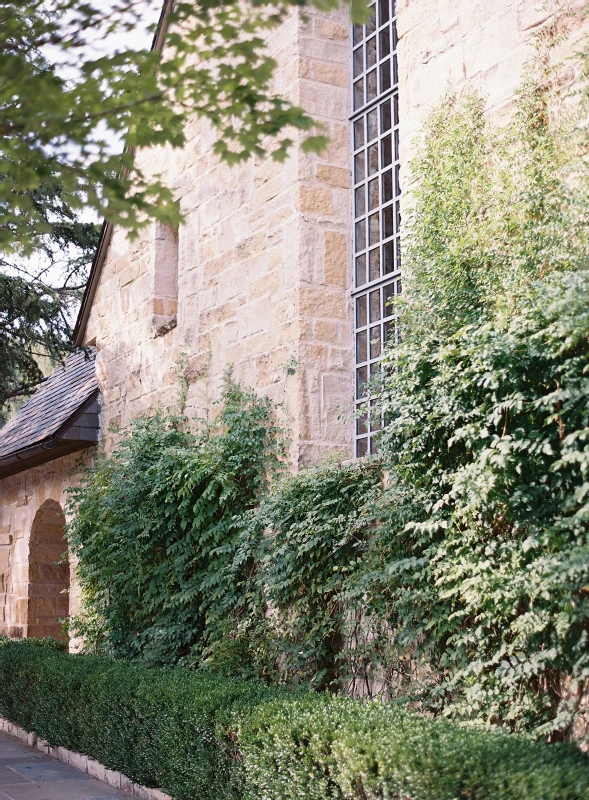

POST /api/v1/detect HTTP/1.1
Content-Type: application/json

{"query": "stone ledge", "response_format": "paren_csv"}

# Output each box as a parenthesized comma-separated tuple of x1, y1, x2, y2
(0, 717, 172, 800)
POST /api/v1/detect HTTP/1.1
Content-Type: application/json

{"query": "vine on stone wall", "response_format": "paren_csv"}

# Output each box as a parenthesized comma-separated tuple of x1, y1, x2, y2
(67, 36, 589, 743)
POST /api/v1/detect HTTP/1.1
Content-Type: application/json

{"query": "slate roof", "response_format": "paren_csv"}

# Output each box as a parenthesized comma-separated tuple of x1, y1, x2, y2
(0, 350, 100, 478)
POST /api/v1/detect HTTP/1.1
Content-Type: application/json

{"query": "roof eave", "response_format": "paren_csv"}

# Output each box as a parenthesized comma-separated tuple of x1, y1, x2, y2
(73, 0, 175, 348)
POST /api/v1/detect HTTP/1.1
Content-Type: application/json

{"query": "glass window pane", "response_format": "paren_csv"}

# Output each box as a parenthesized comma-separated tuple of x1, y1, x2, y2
(393, 93, 399, 126)
(369, 212, 380, 246)
(356, 219, 366, 251)
(353, 46, 364, 78)
(380, 59, 391, 93)
(366, 6, 376, 35)
(356, 294, 367, 327)
(367, 109, 378, 142)
(355, 186, 366, 218)
(384, 319, 395, 344)
(381, 133, 392, 168)
(370, 325, 382, 359)
(355, 254, 367, 287)
(368, 177, 379, 211)
(356, 330, 368, 363)
(357, 437, 369, 458)
(353, 23, 363, 46)
(354, 79, 364, 110)
(370, 289, 381, 322)
(396, 200, 401, 232)
(357, 366, 368, 399)
(378, 0, 389, 26)
(369, 247, 380, 281)
(357, 406, 369, 435)
(383, 241, 394, 273)
(366, 36, 377, 68)
(368, 143, 379, 176)
(381, 99, 392, 133)
(395, 164, 401, 197)
(379, 27, 390, 59)
(354, 118, 365, 149)
(382, 168, 393, 203)
(367, 69, 378, 102)
(383, 206, 394, 239)
(354, 151, 365, 183)
(383, 282, 395, 317)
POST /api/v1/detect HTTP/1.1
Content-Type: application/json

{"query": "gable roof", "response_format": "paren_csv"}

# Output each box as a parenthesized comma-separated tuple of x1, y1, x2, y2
(0, 350, 100, 479)
(73, 0, 174, 347)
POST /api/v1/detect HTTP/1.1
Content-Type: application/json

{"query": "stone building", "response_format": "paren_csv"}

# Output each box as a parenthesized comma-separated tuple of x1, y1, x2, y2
(1, 0, 588, 642)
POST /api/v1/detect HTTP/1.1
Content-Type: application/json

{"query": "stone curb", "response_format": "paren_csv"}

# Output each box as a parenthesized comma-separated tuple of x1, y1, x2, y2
(0, 717, 172, 800)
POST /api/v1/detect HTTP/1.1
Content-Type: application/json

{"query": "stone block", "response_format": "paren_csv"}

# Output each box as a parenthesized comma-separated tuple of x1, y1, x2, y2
(517, 0, 554, 32)
(132, 782, 153, 800)
(300, 286, 345, 320)
(104, 768, 121, 788)
(312, 61, 348, 87)
(68, 751, 88, 772)
(87, 758, 106, 781)
(316, 164, 349, 189)
(298, 185, 333, 215)
(324, 231, 349, 288)
(313, 17, 348, 41)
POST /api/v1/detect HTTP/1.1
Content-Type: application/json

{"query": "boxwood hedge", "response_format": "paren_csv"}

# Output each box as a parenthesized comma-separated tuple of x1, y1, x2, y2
(0, 640, 587, 800)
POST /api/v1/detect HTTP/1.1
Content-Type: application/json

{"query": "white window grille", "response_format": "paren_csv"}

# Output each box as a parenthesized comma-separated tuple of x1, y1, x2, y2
(351, 0, 401, 457)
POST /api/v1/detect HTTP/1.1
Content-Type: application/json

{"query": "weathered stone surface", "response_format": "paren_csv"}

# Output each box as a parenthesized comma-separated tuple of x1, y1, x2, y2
(2, 0, 589, 654)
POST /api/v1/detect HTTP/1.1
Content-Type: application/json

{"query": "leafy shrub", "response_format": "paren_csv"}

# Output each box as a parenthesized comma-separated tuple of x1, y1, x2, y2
(208, 459, 384, 690)
(0, 635, 67, 651)
(64, 39, 589, 743)
(66, 373, 285, 666)
(1, 641, 588, 800)
(370, 58, 589, 736)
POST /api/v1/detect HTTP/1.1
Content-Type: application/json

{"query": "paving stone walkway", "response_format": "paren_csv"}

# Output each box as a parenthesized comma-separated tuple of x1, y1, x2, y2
(0, 732, 133, 800)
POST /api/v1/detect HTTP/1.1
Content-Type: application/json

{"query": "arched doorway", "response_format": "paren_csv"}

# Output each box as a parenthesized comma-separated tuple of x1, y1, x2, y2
(27, 500, 70, 641)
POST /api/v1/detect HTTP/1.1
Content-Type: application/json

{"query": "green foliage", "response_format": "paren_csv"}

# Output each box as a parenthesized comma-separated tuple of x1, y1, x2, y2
(0, 636, 67, 652)
(67, 373, 286, 666)
(66, 41, 589, 744)
(205, 460, 383, 690)
(0, 0, 368, 254)
(0, 182, 100, 417)
(2, 641, 588, 800)
(369, 57, 589, 737)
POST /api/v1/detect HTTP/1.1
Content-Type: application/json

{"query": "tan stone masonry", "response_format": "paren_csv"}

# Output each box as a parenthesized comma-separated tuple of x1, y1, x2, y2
(3, 0, 589, 650)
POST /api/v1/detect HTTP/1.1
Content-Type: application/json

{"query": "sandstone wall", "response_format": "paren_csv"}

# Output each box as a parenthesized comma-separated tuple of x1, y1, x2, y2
(396, 0, 589, 180)
(4, 0, 589, 649)
(84, 6, 355, 468)
(0, 453, 88, 640)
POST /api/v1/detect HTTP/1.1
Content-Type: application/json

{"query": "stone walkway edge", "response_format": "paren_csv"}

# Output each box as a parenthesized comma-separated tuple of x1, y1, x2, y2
(0, 718, 171, 800)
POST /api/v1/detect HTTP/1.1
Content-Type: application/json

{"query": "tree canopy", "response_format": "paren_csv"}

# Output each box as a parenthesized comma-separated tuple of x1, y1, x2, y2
(0, 0, 364, 414)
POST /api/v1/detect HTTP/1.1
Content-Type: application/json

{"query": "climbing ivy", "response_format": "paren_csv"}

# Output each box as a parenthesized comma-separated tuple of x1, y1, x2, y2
(66, 373, 286, 666)
(369, 48, 589, 739)
(67, 36, 589, 744)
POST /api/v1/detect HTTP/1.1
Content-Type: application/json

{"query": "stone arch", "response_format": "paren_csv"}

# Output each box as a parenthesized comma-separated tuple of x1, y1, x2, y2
(27, 499, 70, 641)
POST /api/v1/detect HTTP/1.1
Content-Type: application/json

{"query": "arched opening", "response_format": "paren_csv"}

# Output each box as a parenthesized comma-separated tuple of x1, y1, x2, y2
(27, 499, 70, 641)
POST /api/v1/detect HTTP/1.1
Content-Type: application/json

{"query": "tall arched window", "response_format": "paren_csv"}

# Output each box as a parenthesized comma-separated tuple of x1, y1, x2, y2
(351, 0, 401, 457)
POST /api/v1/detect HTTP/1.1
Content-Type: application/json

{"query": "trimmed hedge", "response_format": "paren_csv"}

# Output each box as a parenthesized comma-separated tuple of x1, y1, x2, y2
(0, 642, 588, 800)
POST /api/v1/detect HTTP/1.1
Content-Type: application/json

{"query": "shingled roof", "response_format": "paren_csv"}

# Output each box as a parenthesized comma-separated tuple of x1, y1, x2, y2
(0, 350, 100, 479)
